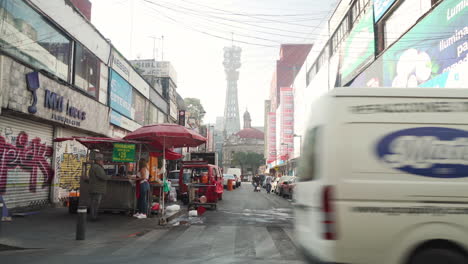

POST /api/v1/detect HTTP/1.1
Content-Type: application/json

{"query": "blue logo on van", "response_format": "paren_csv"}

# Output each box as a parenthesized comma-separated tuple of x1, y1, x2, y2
(376, 127, 468, 178)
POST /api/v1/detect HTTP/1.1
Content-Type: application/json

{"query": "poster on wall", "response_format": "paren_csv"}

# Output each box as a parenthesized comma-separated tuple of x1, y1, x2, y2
(374, 0, 397, 22)
(109, 69, 133, 119)
(383, 0, 468, 88)
(340, 6, 376, 85)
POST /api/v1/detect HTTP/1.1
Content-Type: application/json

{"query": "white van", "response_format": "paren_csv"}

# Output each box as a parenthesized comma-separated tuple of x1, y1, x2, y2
(295, 88, 468, 264)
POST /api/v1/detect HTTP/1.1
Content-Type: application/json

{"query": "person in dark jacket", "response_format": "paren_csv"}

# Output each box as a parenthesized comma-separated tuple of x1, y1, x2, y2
(89, 153, 111, 221)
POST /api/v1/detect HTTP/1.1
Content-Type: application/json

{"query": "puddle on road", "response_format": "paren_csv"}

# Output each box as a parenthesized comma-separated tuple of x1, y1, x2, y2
(169, 208, 293, 226)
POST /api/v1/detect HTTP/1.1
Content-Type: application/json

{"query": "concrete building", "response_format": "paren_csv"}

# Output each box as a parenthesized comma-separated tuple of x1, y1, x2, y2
(223, 111, 264, 174)
(0, 0, 170, 210)
(130, 59, 179, 123)
(266, 44, 312, 170)
(292, 0, 468, 163)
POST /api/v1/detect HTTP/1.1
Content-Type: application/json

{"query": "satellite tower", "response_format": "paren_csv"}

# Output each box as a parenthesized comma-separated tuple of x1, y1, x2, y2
(222, 45, 242, 136)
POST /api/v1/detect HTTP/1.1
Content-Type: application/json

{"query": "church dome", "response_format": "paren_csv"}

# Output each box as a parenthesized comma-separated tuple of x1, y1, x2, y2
(235, 128, 264, 140)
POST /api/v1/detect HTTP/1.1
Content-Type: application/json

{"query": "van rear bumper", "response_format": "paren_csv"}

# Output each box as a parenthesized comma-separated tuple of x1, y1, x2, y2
(299, 246, 348, 264)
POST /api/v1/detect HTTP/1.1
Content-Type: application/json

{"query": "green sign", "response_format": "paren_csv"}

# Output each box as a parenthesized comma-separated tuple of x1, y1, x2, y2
(112, 143, 136, 162)
(340, 6, 376, 85)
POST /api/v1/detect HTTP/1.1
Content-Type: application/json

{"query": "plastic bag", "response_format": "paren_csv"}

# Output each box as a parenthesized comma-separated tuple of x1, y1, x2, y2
(166, 204, 180, 211)
(163, 180, 170, 193)
(188, 210, 198, 217)
(169, 187, 177, 202)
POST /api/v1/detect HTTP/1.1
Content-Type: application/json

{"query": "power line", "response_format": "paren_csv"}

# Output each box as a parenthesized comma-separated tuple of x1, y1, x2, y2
(142, 0, 316, 36)
(141, 4, 278, 48)
(176, 0, 327, 28)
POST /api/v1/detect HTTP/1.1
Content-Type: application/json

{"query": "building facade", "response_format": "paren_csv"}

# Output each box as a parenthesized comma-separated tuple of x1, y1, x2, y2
(266, 44, 312, 171)
(0, 0, 170, 210)
(223, 111, 264, 174)
(292, 0, 467, 159)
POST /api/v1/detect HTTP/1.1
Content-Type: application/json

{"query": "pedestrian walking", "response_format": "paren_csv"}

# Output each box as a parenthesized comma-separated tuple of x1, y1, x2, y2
(88, 153, 111, 221)
(134, 159, 150, 219)
(265, 175, 272, 194)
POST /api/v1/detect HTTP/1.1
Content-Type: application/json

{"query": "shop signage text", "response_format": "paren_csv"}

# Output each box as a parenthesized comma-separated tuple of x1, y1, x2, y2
(44, 89, 87, 126)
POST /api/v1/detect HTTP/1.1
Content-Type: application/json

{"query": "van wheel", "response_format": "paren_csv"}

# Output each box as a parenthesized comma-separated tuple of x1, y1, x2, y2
(410, 248, 467, 264)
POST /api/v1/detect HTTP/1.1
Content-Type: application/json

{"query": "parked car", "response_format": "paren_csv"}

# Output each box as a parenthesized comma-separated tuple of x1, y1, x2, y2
(280, 176, 296, 199)
(275, 176, 293, 195)
(223, 174, 236, 189)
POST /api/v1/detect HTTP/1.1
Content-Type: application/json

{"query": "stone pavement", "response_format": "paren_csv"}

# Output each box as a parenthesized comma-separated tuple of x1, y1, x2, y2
(0, 207, 182, 251)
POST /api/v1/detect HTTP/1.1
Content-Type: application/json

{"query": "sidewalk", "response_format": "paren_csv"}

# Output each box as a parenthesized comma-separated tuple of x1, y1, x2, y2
(0, 207, 185, 251)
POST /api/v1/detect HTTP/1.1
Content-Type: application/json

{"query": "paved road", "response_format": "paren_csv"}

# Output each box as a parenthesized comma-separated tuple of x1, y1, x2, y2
(1, 183, 304, 264)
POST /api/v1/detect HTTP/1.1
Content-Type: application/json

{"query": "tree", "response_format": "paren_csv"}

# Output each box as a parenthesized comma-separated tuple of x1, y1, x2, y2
(184, 98, 205, 126)
(231, 152, 248, 174)
(232, 152, 265, 174)
(246, 152, 265, 171)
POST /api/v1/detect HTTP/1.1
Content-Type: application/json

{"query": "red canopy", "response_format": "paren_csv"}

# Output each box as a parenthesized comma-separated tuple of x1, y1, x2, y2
(123, 123, 206, 148)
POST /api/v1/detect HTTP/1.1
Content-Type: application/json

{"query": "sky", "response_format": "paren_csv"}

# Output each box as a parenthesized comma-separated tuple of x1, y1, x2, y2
(90, 0, 337, 127)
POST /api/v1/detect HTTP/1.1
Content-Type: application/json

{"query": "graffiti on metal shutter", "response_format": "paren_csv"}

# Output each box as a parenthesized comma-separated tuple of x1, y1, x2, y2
(0, 132, 54, 194)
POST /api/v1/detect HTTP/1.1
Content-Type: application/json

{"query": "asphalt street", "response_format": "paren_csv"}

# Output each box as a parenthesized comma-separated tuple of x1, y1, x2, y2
(0, 183, 304, 264)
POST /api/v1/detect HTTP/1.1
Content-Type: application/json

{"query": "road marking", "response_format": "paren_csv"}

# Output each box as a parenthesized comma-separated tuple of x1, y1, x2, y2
(254, 226, 282, 259)
(111, 229, 168, 256)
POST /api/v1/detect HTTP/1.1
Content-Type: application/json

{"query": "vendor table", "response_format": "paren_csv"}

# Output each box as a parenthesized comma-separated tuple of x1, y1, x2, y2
(79, 177, 137, 214)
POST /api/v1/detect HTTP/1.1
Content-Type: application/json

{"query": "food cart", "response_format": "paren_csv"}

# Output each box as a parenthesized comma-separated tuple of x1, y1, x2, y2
(123, 123, 207, 224)
(54, 137, 166, 217)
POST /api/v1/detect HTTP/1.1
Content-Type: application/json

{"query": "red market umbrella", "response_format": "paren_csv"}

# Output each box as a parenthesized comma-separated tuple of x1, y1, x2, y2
(124, 124, 206, 223)
(150, 149, 183, 161)
(123, 123, 206, 148)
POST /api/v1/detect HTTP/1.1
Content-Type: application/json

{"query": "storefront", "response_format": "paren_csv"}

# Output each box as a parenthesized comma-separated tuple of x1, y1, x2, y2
(0, 55, 110, 209)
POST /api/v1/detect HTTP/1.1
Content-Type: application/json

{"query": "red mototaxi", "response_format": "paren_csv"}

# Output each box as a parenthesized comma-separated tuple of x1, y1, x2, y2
(179, 161, 224, 204)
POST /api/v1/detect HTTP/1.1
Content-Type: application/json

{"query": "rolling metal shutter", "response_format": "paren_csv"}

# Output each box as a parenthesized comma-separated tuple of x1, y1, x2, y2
(0, 115, 54, 209)
(55, 128, 90, 201)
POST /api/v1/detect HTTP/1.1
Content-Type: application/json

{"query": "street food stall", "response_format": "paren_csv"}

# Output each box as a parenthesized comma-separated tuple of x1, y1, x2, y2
(53, 137, 179, 218)
(55, 124, 206, 225)
(123, 123, 207, 224)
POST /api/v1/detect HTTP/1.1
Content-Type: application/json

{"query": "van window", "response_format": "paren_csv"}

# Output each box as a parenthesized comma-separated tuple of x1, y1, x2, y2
(298, 126, 321, 181)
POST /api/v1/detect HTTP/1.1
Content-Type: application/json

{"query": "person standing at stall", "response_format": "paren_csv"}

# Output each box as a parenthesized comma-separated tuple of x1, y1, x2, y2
(134, 159, 150, 219)
(89, 153, 111, 221)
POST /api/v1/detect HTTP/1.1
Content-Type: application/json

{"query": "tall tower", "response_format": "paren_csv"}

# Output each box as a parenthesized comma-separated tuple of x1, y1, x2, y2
(223, 46, 242, 136)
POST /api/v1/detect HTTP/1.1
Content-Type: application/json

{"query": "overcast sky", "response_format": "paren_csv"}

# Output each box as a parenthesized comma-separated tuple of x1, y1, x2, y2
(90, 0, 336, 127)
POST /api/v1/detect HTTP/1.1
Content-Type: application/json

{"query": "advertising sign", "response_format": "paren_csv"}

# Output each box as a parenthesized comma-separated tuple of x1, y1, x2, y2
(109, 69, 133, 119)
(110, 110, 141, 132)
(382, 0, 468, 88)
(280, 87, 294, 160)
(374, 0, 397, 22)
(348, 0, 468, 89)
(112, 143, 136, 162)
(267, 112, 276, 163)
(340, 6, 376, 85)
(376, 127, 468, 178)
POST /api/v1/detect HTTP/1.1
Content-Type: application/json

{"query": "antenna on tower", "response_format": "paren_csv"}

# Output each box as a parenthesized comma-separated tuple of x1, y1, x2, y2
(231, 32, 234, 47)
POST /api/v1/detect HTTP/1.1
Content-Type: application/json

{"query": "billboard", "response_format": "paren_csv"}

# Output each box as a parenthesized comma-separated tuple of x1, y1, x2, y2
(267, 112, 276, 163)
(109, 69, 133, 119)
(350, 0, 468, 89)
(383, 0, 468, 88)
(374, 0, 397, 22)
(280, 87, 294, 160)
(340, 6, 376, 85)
